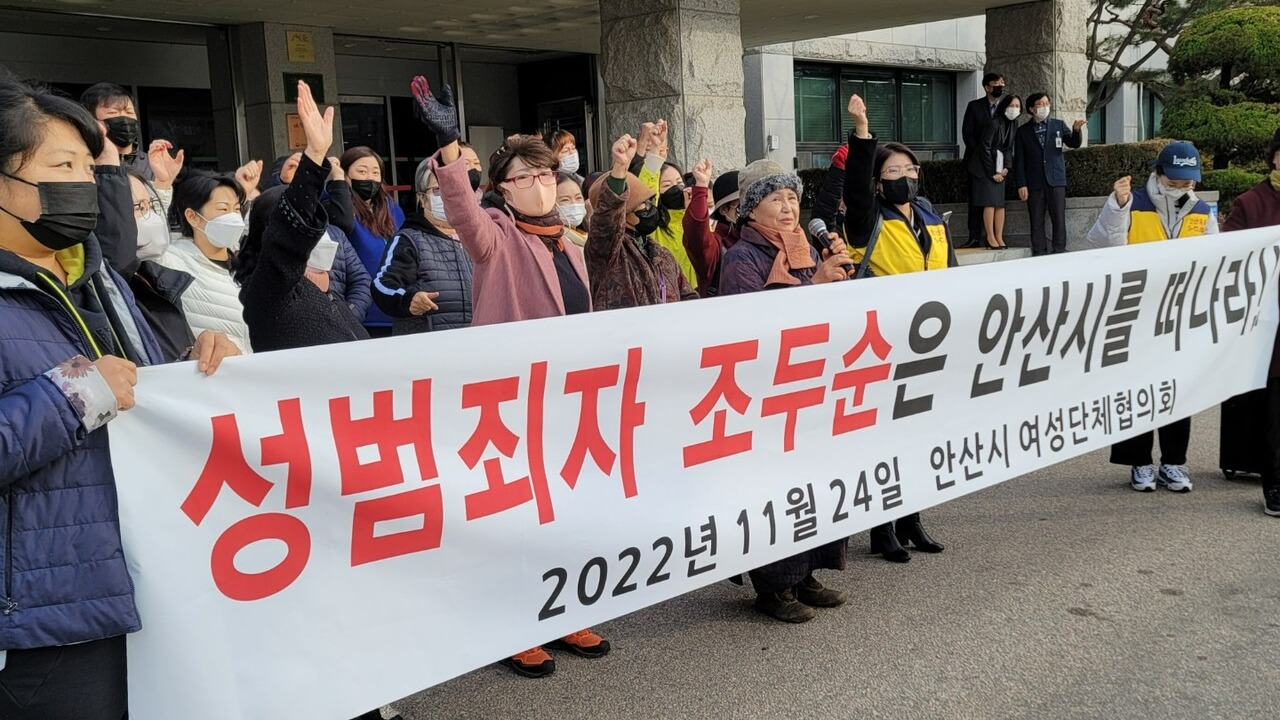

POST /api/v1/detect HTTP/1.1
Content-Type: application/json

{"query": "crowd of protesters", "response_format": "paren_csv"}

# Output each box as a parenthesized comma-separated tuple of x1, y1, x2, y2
(1, 66, 1277, 720)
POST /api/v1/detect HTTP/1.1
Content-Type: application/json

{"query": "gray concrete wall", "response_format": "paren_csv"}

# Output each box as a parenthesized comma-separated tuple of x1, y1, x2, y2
(986, 0, 1090, 117)
(600, 0, 747, 172)
(234, 23, 343, 165)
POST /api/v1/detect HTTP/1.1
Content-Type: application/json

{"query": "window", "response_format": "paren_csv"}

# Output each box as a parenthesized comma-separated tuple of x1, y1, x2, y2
(840, 69, 897, 140)
(900, 73, 954, 145)
(1140, 87, 1163, 140)
(794, 63, 956, 166)
(1088, 82, 1107, 145)
(795, 66, 837, 143)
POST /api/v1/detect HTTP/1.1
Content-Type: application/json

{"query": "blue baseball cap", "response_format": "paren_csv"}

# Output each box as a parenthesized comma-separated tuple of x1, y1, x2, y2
(1155, 141, 1202, 181)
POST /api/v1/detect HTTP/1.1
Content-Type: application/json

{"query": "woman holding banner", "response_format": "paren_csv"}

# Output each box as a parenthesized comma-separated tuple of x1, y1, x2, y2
(412, 75, 611, 678)
(718, 159, 855, 622)
(841, 93, 953, 563)
(1219, 130, 1280, 517)
(1086, 142, 1217, 494)
(0, 76, 238, 719)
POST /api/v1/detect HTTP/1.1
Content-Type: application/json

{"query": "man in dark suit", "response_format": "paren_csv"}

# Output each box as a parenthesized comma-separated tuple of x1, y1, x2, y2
(961, 72, 1006, 248)
(1013, 92, 1087, 255)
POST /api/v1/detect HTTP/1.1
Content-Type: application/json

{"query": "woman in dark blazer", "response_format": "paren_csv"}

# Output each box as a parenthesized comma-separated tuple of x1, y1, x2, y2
(968, 94, 1022, 248)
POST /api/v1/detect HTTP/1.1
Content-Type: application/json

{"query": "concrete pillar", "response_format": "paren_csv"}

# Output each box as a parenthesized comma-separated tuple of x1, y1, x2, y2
(985, 0, 1089, 118)
(599, 0, 746, 173)
(228, 23, 343, 166)
(743, 46, 796, 168)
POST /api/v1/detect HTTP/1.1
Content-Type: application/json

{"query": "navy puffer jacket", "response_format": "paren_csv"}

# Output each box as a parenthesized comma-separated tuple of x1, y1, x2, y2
(326, 226, 373, 323)
(372, 214, 474, 334)
(0, 236, 163, 650)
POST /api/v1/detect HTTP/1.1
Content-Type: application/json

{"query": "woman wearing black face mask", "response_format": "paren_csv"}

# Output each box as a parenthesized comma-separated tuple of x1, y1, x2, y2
(0, 76, 233, 720)
(842, 93, 956, 564)
(339, 146, 405, 337)
(584, 134, 697, 310)
(647, 161, 699, 292)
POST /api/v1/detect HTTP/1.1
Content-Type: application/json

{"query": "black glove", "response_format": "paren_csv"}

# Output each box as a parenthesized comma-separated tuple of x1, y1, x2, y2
(411, 76, 460, 146)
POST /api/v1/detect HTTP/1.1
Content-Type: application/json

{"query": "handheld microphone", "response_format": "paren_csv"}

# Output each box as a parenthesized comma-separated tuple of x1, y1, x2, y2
(807, 218, 834, 253)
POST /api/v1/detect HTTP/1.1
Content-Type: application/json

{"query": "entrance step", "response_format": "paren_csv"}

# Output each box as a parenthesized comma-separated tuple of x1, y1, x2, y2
(954, 247, 1033, 266)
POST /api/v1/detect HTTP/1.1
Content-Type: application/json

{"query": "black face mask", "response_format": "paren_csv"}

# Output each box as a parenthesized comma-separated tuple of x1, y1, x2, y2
(879, 177, 919, 206)
(467, 169, 482, 192)
(351, 179, 381, 201)
(631, 204, 662, 237)
(659, 185, 686, 211)
(990, 86, 1004, 98)
(104, 116, 140, 149)
(0, 173, 99, 251)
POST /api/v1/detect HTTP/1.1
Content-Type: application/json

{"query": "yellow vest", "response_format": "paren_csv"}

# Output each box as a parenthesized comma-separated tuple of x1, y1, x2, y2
(1127, 190, 1212, 244)
(849, 205, 950, 276)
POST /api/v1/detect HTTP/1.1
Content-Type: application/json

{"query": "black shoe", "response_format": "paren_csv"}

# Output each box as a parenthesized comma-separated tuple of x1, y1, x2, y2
(795, 574, 847, 608)
(869, 522, 910, 562)
(1264, 482, 1280, 517)
(895, 513, 945, 553)
(755, 588, 817, 623)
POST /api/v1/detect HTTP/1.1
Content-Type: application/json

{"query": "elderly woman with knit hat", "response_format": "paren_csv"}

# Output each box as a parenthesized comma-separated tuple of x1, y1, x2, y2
(586, 135, 697, 310)
(718, 158, 854, 623)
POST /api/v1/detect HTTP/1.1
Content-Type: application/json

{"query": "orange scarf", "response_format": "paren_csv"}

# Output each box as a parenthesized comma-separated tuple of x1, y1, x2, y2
(514, 219, 566, 252)
(750, 222, 815, 286)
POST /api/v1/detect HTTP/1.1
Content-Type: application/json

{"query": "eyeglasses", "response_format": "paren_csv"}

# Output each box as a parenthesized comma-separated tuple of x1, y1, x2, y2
(132, 198, 154, 217)
(881, 164, 921, 180)
(501, 170, 558, 189)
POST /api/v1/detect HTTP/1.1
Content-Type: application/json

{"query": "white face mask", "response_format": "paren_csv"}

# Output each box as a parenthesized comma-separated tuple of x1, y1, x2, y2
(135, 209, 170, 262)
(558, 202, 587, 228)
(307, 235, 340, 272)
(427, 193, 449, 224)
(199, 211, 245, 250)
(1004, 107, 1021, 121)
(1160, 183, 1193, 201)
(1035, 106, 1051, 120)
(559, 152, 580, 175)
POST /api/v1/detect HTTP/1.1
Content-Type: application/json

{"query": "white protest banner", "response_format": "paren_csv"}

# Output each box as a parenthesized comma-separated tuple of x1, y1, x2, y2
(111, 228, 1280, 719)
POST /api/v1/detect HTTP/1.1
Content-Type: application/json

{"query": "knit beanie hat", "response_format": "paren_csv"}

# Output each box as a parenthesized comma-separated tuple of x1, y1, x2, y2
(588, 171, 656, 214)
(738, 159, 802, 220)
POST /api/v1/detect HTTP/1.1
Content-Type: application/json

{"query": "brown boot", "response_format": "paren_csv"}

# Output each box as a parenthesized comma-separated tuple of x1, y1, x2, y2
(755, 588, 816, 623)
(795, 574, 847, 608)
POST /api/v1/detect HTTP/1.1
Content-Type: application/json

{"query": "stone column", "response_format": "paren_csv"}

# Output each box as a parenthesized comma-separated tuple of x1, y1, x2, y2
(743, 45, 796, 168)
(985, 0, 1089, 117)
(599, 0, 746, 173)
(227, 23, 343, 165)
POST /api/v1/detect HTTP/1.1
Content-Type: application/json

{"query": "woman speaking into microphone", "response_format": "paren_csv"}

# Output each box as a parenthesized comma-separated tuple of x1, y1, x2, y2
(718, 158, 855, 623)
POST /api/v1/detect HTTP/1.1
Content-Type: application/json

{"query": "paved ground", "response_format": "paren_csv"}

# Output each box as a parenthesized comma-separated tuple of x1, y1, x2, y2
(384, 407, 1279, 720)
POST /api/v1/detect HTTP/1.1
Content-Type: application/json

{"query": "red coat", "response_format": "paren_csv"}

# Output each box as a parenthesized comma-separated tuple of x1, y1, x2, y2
(1222, 180, 1280, 377)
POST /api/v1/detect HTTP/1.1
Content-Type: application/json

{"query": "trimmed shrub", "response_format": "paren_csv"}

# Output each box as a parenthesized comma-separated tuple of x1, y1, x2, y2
(1201, 167, 1266, 216)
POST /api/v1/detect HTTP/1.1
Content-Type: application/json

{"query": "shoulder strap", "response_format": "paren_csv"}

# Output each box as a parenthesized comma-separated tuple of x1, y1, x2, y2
(854, 213, 884, 280)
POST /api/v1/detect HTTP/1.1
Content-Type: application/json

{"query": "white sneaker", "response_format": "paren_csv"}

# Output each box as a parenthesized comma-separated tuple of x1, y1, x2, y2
(1130, 465, 1156, 492)
(1158, 464, 1193, 493)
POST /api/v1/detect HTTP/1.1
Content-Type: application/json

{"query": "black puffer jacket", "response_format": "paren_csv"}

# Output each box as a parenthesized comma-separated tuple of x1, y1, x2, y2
(372, 214, 474, 334)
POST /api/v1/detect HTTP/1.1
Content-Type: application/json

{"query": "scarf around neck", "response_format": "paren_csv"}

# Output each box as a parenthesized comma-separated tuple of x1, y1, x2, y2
(510, 207, 566, 252)
(750, 221, 815, 287)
